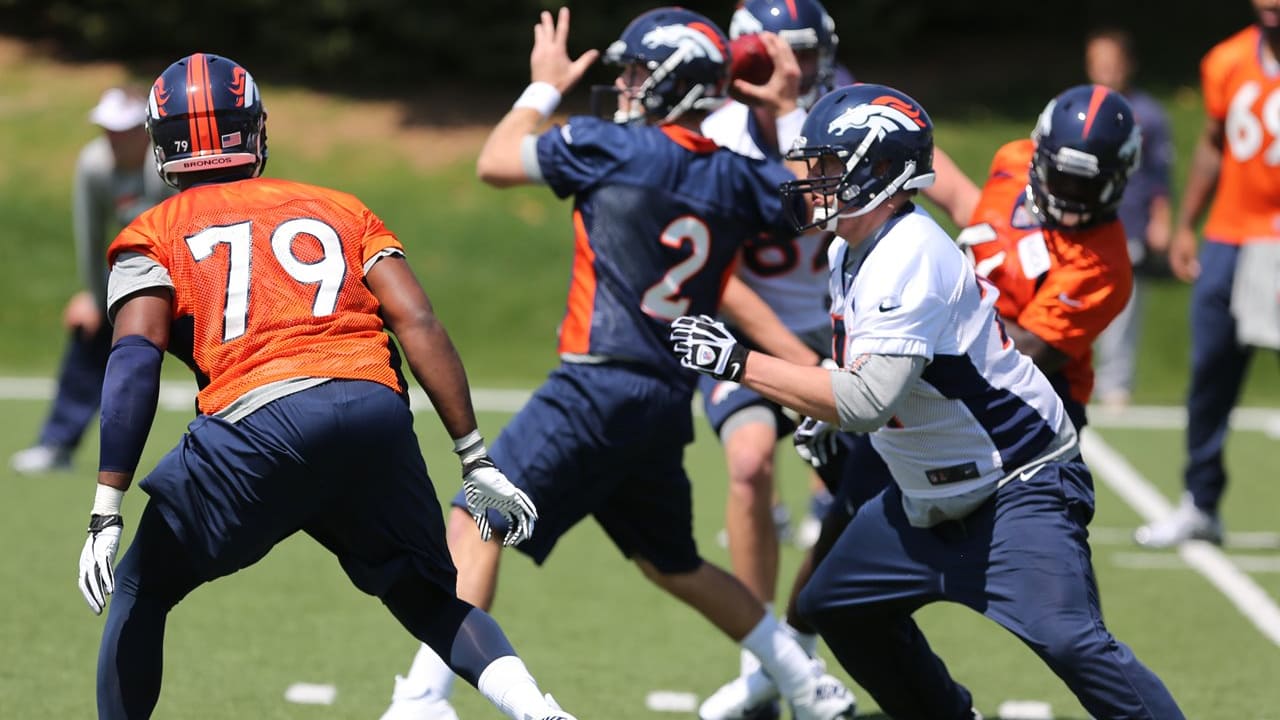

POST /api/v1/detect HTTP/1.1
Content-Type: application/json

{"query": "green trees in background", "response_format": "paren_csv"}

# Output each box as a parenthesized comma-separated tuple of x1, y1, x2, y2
(0, 1, 1253, 108)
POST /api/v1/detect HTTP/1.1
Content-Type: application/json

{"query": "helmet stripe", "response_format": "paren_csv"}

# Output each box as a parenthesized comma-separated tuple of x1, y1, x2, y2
(785, 0, 799, 20)
(1080, 84, 1108, 139)
(186, 54, 203, 154)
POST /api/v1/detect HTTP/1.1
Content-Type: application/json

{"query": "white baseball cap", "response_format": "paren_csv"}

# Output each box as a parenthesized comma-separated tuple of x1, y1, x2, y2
(88, 87, 147, 132)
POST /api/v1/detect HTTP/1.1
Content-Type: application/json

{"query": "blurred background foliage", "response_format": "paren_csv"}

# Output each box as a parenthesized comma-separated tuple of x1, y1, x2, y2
(0, 1, 1255, 117)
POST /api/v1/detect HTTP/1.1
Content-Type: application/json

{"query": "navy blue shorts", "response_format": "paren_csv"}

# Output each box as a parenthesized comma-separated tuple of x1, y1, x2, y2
(141, 380, 456, 598)
(451, 362, 701, 574)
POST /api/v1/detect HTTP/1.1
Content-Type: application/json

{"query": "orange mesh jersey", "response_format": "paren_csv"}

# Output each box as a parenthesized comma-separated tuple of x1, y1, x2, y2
(963, 140, 1133, 404)
(108, 177, 406, 414)
(1202, 25, 1280, 242)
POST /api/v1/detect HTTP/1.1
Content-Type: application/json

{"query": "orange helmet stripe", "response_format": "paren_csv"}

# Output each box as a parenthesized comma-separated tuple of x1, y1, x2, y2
(1080, 84, 1109, 139)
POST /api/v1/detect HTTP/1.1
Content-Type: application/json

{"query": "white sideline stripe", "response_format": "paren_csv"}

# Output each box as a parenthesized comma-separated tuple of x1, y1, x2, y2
(1081, 429, 1280, 647)
(1113, 552, 1280, 574)
(1088, 525, 1280, 550)
(644, 691, 699, 713)
(283, 682, 337, 705)
(0, 375, 1276, 431)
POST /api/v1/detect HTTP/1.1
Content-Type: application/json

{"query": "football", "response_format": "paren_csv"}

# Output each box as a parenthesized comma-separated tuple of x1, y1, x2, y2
(729, 34, 773, 85)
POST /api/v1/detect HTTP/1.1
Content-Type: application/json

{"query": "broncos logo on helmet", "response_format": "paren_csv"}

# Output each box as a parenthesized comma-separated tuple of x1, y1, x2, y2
(598, 7, 730, 124)
(640, 23, 726, 62)
(781, 84, 935, 231)
(827, 97, 928, 138)
(145, 53, 267, 189)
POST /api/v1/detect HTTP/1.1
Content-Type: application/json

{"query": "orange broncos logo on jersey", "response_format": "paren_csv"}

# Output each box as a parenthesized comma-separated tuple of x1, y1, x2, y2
(962, 139, 1132, 405)
(107, 177, 406, 415)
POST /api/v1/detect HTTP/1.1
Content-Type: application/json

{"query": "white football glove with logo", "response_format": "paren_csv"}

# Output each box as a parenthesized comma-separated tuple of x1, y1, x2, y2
(79, 514, 123, 615)
(462, 457, 538, 547)
(793, 416, 840, 468)
(669, 314, 749, 382)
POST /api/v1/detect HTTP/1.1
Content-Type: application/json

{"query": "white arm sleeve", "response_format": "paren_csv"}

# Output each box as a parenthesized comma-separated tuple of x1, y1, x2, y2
(520, 134, 546, 184)
(831, 354, 926, 433)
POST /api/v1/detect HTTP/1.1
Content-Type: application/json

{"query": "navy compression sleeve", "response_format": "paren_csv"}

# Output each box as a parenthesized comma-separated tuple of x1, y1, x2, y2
(98, 335, 163, 474)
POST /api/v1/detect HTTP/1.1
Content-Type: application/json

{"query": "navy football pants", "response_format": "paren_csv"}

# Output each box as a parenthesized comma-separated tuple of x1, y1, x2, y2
(1184, 240, 1276, 513)
(97, 381, 514, 719)
(36, 323, 111, 449)
(798, 459, 1184, 720)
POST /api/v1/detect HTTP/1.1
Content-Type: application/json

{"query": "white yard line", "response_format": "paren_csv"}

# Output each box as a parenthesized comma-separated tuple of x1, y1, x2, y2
(1113, 552, 1280, 574)
(1081, 429, 1280, 647)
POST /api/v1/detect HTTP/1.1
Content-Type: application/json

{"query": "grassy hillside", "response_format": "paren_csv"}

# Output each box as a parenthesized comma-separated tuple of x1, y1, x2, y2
(0, 40, 1274, 403)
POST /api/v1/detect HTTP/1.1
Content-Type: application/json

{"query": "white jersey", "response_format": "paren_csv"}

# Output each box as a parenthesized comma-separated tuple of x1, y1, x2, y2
(829, 206, 1076, 523)
(701, 101, 829, 335)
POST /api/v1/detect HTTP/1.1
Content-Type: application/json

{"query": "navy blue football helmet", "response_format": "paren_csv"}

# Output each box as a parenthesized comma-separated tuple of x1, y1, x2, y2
(1028, 84, 1141, 228)
(601, 7, 731, 124)
(146, 53, 267, 188)
(729, 0, 839, 108)
(781, 84, 935, 232)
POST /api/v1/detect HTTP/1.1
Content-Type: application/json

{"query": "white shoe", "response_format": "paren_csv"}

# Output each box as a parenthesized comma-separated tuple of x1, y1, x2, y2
(541, 692, 578, 720)
(788, 672, 856, 720)
(699, 667, 781, 720)
(1134, 493, 1223, 548)
(379, 675, 459, 720)
(10, 444, 72, 474)
(794, 514, 822, 550)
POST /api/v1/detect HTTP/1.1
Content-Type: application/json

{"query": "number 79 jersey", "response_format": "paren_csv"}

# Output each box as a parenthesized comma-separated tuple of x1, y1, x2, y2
(107, 177, 406, 414)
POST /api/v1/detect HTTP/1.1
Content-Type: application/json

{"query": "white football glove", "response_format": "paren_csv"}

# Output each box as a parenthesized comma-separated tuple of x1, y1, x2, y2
(669, 315, 748, 382)
(462, 457, 538, 547)
(793, 416, 840, 468)
(79, 514, 123, 615)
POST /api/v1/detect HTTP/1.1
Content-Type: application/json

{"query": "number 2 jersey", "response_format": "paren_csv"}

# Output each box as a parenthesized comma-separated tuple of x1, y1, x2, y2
(527, 116, 797, 386)
(106, 177, 407, 416)
(1202, 24, 1280, 242)
(701, 100, 831, 336)
(960, 139, 1132, 421)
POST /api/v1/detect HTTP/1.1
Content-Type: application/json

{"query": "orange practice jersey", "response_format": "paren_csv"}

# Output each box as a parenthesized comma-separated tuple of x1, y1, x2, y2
(108, 177, 406, 414)
(963, 140, 1133, 405)
(1202, 26, 1280, 242)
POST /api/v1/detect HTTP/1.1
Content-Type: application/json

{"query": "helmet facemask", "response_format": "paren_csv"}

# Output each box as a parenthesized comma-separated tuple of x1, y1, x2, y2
(782, 137, 935, 233)
(604, 43, 726, 124)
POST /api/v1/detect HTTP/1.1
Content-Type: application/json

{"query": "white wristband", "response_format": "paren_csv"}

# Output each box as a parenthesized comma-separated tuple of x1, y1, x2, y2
(92, 484, 125, 516)
(513, 82, 562, 120)
(452, 429, 487, 464)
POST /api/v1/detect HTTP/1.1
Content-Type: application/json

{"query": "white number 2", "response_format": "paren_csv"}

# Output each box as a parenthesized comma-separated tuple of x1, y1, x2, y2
(185, 219, 347, 342)
(1225, 81, 1280, 165)
(641, 216, 711, 320)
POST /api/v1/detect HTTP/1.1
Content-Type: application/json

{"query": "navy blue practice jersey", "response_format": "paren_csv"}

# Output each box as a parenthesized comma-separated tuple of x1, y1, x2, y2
(535, 116, 796, 384)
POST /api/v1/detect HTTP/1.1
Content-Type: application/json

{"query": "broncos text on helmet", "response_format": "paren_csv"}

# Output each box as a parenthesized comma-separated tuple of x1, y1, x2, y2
(601, 7, 731, 124)
(146, 53, 267, 189)
(1028, 84, 1141, 229)
(781, 84, 936, 232)
(729, 0, 839, 109)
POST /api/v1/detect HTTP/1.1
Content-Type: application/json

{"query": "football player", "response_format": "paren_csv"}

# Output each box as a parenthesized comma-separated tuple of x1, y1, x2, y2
(962, 83, 1140, 432)
(1136, 0, 1280, 548)
(79, 53, 572, 720)
(672, 83, 1184, 720)
(693, 3, 980, 710)
(380, 8, 855, 720)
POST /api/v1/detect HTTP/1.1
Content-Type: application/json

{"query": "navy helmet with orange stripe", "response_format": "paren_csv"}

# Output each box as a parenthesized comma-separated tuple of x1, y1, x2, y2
(1029, 84, 1141, 229)
(601, 7, 731, 124)
(729, 0, 839, 108)
(145, 53, 267, 189)
(781, 84, 935, 232)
